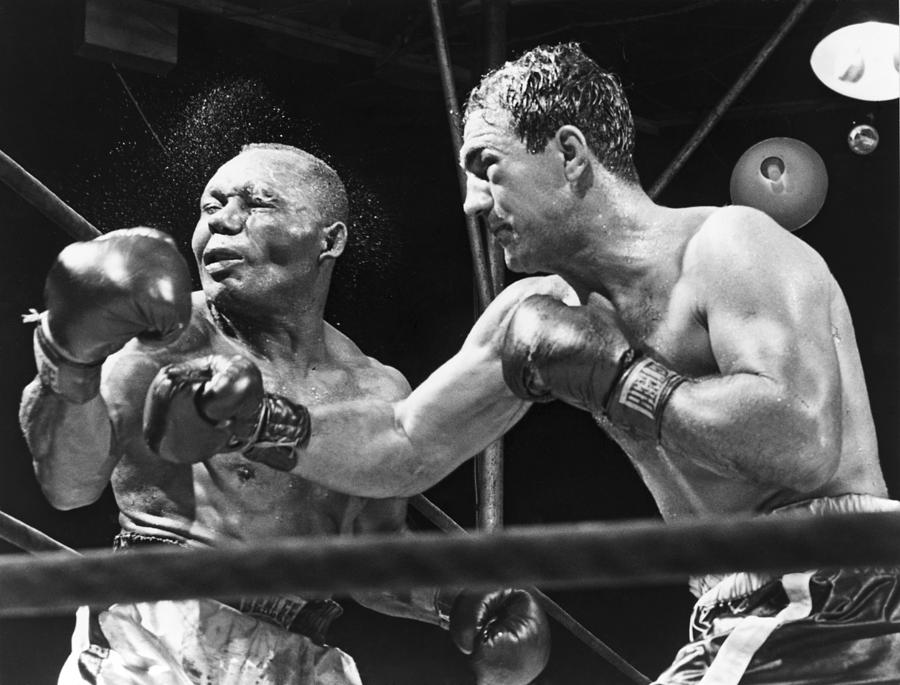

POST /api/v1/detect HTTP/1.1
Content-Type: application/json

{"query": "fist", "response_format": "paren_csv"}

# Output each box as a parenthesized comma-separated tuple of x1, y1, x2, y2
(45, 227, 192, 364)
(143, 354, 264, 464)
(143, 354, 310, 470)
(500, 294, 631, 413)
(448, 588, 551, 685)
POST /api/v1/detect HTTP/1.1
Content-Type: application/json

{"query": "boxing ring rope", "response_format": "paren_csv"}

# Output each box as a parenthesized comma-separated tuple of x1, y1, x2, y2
(411, 495, 652, 684)
(0, 509, 899, 616)
(0, 148, 100, 240)
(0, 511, 78, 556)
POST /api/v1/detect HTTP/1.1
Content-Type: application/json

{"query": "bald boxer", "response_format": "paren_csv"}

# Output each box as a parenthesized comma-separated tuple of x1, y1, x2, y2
(177, 46, 899, 683)
(19, 143, 550, 685)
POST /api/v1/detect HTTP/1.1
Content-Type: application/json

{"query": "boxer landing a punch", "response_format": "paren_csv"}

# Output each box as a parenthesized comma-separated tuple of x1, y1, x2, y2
(226, 46, 897, 683)
(19, 144, 550, 685)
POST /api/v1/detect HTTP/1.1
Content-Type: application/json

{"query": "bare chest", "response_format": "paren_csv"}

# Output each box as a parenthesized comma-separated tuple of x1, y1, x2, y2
(604, 281, 715, 378)
(112, 333, 374, 541)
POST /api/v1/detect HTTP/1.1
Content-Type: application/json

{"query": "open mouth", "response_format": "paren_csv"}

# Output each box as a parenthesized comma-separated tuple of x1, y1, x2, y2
(203, 247, 243, 266)
(202, 247, 244, 276)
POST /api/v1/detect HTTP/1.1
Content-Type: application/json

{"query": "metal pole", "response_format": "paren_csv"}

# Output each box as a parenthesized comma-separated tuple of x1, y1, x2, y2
(648, 0, 816, 199)
(481, 0, 509, 295)
(427, 0, 494, 311)
(482, 0, 508, 297)
(0, 148, 100, 240)
(474, 0, 509, 533)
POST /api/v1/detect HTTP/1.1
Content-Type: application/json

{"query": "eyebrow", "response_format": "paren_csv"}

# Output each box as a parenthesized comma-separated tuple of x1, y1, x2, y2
(202, 183, 280, 200)
(241, 183, 279, 199)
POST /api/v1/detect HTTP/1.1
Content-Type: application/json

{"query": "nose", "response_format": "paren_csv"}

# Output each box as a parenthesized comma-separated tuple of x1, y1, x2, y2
(462, 174, 493, 218)
(207, 198, 245, 235)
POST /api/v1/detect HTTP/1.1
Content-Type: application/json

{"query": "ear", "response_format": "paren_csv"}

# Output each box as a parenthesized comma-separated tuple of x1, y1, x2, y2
(554, 125, 591, 184)
(319, 221, 347, 262)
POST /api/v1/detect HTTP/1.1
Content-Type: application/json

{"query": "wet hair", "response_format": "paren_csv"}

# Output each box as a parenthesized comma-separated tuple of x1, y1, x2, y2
(240, 142, 349, 226)
(464, 42, 639, 184)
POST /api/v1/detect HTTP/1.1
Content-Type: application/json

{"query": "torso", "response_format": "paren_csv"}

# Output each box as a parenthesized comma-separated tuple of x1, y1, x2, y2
(577, 207, 884, 520)
(101, 296, 405, 547)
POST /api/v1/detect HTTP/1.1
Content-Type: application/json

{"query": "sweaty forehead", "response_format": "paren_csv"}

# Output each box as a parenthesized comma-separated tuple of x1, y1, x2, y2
(460, 108, 517, 163)
(204, 149, 306, 196)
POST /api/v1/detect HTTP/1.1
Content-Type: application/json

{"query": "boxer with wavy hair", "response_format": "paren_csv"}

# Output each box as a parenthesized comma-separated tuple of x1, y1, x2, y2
(257, 44, 900, 684)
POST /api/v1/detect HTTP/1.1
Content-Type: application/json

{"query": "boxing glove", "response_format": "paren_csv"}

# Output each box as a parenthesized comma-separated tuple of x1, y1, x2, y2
(35, 227, 192, 403)
(440, 588, 551, 685)
(142, 354, 310, 470)
(501, 294, 685, 439)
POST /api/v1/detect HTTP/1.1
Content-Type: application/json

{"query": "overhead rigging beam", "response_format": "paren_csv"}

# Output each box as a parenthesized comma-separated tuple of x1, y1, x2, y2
(157, 0, 470, 81)
(648, 0, 816, 198)
(642, 97, 868, 131)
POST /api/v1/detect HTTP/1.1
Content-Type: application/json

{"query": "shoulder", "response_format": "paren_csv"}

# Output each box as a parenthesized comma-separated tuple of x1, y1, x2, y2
(357, 358, 411, 402)
(324, 323, 411, 401)
(685, 206, 829, 282)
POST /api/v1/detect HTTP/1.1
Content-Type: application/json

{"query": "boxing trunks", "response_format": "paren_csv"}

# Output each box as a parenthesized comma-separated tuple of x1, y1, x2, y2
(57, 532, 362, 685)
(654, 494, 900, 684)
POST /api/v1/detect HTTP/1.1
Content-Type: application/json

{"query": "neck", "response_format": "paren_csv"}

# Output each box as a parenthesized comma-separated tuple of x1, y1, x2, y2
(208, 288, 331, 368)
(553, 181, 677, 305)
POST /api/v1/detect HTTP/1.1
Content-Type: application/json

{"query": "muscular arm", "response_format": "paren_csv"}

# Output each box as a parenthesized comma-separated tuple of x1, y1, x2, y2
(19, 377, 117, 510)
(19, 343, 167, 510)
(296, 276, 576, 498)
(659, 208, 842, 490)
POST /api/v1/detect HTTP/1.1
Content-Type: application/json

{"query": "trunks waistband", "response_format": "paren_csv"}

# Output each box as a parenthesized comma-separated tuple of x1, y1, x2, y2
(690, 493, 900, 603)
(112, 530, 342, 644)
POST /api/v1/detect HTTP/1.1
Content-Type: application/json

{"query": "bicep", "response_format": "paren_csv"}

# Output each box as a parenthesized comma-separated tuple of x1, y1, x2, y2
(663, 217, 843, 486)
(701, 220, 838, 403)
(397, 339, 529, 451)
(20, 376, 116, 509)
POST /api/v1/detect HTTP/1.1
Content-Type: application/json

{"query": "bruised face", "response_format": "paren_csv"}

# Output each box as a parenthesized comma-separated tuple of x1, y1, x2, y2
(459, 108, 570, 274)
(192, 149, 327, 309)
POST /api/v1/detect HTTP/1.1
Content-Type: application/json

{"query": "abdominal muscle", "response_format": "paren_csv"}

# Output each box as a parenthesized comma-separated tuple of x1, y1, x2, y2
(595, 414, 791, 521)
(114, 451, 366, 547)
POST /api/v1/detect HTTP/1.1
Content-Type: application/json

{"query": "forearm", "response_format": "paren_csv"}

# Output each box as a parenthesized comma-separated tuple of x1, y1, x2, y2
(298, 354, 528, 498)
(659, 373, 839, 489)
(19, 377, 117, 509)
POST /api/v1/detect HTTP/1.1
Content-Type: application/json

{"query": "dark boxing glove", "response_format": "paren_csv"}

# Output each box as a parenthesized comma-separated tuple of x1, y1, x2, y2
(439, 588, 550, 685)
(501, 294, 685, 440)
(142, 354, 310, 470)
(34, 227, 192, 403)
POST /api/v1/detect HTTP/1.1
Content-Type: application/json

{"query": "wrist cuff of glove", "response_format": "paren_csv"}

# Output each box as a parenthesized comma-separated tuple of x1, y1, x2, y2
(605, 351, 685, 440)
(33, 316, 102, 404)
(240, 393, 311, 471)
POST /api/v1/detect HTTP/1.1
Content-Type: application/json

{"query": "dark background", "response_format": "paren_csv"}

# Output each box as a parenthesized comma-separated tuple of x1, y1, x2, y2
(0, 0, 897, 683)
